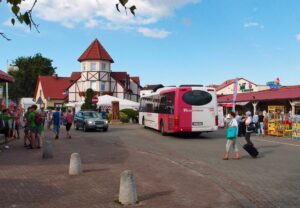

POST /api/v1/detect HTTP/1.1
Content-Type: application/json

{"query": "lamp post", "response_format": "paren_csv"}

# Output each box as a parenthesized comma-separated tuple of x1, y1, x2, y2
(6, 60, 19, 108)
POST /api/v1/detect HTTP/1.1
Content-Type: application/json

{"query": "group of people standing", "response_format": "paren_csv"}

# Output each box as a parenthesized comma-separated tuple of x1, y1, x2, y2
(1, 105, 74, 150)
(223, 110, 267, 160)
(1, 106, 22, 149)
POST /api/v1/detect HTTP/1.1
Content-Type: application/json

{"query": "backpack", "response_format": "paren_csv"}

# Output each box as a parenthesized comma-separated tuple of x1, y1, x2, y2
(35, 111, 43, 126)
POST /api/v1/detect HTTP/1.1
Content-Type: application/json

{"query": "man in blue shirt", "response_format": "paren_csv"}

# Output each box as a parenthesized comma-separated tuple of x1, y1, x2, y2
(51, 107, 61, 139)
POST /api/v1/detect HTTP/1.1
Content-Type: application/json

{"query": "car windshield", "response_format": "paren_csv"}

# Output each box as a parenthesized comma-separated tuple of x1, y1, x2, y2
(83, 112, 98, 118)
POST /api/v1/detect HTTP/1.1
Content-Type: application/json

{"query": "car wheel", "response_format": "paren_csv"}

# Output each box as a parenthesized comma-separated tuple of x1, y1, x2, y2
(160, 121, 167, 136)
(103, 128, 108, 132)
(75, 122, 79, 130)
(83, 124, 87, 132)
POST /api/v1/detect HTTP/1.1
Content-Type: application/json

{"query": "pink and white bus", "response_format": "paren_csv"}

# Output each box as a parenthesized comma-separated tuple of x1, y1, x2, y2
(139, 85, 218, 136)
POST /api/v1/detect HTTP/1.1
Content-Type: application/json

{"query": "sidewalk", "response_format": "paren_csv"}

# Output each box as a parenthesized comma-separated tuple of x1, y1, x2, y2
(0, 129, 240, 208)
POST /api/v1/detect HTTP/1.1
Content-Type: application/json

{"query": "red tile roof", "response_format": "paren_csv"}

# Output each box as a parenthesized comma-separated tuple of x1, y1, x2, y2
(111, 72, 130, 90)
(0, 70, 14, 83)
(36, 76, 74, 100)
(215, 77, 257, 91)
(130, 77, 140, 85)
(78, 39, 114, 63)
(218, 85, 300, 103)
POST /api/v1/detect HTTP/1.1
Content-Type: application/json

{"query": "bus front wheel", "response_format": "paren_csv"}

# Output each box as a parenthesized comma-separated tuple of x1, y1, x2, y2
(160, 121, 167, 136)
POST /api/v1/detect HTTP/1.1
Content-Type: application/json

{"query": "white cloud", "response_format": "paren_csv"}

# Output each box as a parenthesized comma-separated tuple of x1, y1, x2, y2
(3, 19, 30, 32)
(296, 34, 300, 41)
(137, 27, 171, 38)
(244, 21, 264, 29)
(18, 0, 199, 38)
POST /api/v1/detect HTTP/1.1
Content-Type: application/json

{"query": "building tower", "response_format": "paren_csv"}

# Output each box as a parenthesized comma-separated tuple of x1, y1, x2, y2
(78, 38, 114, 95)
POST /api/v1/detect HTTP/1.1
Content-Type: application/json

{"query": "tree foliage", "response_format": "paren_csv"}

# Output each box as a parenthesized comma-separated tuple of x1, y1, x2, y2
(8, 53, 56, 102)
(81, 88, 97, 111)
(1, 0, 136, 40)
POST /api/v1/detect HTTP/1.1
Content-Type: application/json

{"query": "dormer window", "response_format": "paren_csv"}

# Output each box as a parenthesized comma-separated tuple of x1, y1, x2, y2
(90, 63, 97, 71)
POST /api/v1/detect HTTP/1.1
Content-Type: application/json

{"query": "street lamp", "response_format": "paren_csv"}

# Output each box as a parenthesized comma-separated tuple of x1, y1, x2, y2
(6, 60, 19, 108)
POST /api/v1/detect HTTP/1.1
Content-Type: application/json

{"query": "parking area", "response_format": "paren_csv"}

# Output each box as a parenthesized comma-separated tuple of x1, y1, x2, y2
(0, 125, 299, 207)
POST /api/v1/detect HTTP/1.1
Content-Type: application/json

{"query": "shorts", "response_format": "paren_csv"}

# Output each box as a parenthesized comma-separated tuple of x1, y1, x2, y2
(66, 123, 72, 131)
(53, 124, 60, 134)
(30, 126, 38, 134)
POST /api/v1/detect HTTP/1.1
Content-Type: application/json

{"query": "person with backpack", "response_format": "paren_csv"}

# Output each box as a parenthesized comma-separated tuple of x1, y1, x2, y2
(223, 111, 240, 160)
(2, 109, 12, 150)
(29, 105, 41, 149)
(65, 109, 74, 139)
(51, 107, 61, 139)
(245, 111, 254, 146)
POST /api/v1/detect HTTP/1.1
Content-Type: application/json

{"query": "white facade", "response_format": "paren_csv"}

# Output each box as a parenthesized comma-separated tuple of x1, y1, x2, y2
(217, 78, 270, 95)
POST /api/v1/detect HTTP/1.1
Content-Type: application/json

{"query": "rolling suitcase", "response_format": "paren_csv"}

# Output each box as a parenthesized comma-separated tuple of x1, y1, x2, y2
(243, 143, 259, 158)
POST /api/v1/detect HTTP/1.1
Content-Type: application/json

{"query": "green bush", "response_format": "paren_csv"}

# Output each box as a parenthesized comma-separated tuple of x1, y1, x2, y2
(120, 109, 138, 120)
(120, 112, 129, 123)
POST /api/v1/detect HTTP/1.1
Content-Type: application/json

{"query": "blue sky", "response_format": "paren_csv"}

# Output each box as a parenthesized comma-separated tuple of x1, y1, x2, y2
(0, 0, 300, 86)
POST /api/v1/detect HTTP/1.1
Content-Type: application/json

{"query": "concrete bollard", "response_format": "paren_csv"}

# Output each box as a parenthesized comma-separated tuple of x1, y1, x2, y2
(42, 140, 53, 159)
(119, 170, 138, 205)
(69, 153, 82, 176)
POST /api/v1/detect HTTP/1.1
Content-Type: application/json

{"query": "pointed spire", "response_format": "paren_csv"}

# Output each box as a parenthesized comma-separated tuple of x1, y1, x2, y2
(78, 38, 114, 63)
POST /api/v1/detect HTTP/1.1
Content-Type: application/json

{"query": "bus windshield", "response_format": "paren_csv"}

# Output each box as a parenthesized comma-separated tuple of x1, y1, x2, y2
(182, 90, 212, 106)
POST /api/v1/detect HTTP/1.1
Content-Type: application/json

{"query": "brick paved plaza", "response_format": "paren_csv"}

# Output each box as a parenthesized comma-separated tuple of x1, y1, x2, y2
(1, 125, 300, 208)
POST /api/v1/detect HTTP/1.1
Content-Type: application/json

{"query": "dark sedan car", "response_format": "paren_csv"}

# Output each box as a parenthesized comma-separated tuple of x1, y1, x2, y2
(74, 111, 109, 132)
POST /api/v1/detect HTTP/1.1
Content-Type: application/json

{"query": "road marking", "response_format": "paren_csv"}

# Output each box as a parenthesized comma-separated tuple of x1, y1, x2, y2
(253, 138, 300, 147)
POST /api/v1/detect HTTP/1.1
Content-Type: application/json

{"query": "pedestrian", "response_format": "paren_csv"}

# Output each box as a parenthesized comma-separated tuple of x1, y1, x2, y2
(36, 105, 46, 143)
(23, 107, 31, 147)
(263, 112, 268, 135)
(29, 105, 41, 149)
(252, 112, 259, 134)
(223, 111, 240, 160)
(51, 107, 61, 139)
(12, 106, 21, 139)
(258, 111, 264, 136)
(2, 109, 12, 149)
(245, 111, 254, 146)
(65, 109, 74, 139)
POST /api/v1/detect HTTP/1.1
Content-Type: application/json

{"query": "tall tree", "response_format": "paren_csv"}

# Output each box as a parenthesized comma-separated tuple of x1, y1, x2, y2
(8, 53, 56, 101)
(81, 88, 97, 111)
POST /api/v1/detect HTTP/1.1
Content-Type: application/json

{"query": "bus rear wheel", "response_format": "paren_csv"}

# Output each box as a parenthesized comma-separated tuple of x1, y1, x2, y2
(160, 121, 167, 136)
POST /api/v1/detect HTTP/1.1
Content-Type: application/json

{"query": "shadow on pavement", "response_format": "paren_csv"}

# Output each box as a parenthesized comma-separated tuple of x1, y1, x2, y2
(139, 190, 174, 201)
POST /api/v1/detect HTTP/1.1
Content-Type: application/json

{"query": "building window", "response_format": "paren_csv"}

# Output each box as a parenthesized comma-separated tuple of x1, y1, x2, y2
(90, 63, 97, 71)
(101, 63, 106, 71)
(91, 81, 97, 91)
(101, 83, 106, 91)
(83, 63, 86, 71)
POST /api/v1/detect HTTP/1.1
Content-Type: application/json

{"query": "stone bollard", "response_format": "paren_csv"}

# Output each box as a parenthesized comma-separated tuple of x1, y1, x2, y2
(119, 170, 138, 205)
(42, 140, 53, 159)
(69, 153, 82, 176)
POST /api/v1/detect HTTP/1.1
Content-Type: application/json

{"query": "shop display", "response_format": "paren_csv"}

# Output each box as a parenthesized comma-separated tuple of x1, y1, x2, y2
(292, 116, 300, 140)
(268, 106, 285, 137)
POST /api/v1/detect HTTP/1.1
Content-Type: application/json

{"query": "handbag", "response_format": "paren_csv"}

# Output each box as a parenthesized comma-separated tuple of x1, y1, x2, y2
(247, 122, 256, 132)
(227, 127, 237, 139)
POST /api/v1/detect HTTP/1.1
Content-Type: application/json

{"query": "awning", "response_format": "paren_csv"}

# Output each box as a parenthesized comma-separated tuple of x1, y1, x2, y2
(220, 101, 249, 107)
(0, 70, 14, 83)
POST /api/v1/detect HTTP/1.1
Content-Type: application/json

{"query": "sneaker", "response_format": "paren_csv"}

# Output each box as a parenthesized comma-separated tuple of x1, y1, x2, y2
(4, 145, 9, 149)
